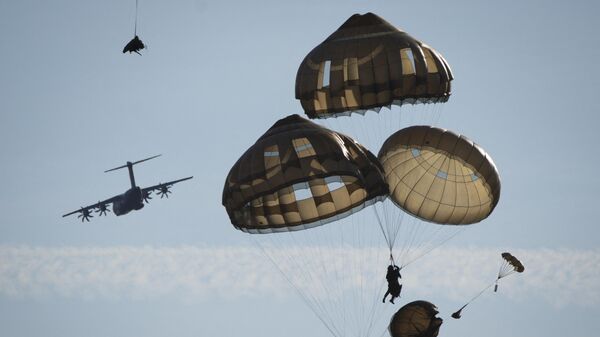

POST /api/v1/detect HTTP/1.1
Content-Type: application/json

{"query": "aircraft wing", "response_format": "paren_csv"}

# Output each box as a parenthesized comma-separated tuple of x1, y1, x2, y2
(142, 176, 193, 198)
(62, 195, 121, 220)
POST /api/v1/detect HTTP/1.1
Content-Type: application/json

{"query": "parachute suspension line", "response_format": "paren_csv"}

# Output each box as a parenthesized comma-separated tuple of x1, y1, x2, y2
(284, 231, 346, 337)
(134, 0, 139, 35)
(375, 112, 385, 149)
(357, 114, 375, 150)
(373, 205, 392, 252)
(272, 227, 349, 337)
(390, 211, 411, 267)
(498, 259, 517, 279)
(252, 212, 391, 337)
(382, 200, 402, 249)
(434, 103, 444, 126)
(398, 215, 424, 267)
(304, 226, 349, 337)
(397, 105, 404, 136)
(348, 210, 393, 337)
(457, 281, 495, 313)
(350, 211, 366, 337)
(250, 236, 343, 337)
(498, 260, 508, 279)
(401, 226, 465, 269)
(495, 259, 516, 292)
(377, 200, 466, 269)
(381, 200, 403, 261)
(357, 212, 374, 337)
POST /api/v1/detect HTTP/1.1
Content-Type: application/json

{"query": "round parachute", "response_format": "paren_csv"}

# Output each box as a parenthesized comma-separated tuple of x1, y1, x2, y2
(296, 12, 453, 119)
(378, 125, 501, 225)
(501, 252, 525, 273)
(222, 114, 388, 233)
(223, 114, 395, 336)
(389, 301, 443, 337)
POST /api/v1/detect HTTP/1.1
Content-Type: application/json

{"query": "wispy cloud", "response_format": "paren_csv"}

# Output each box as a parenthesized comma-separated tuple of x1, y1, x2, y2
(0, 245, 598, 307)
(407, 247, 600, 307)
(0, 245, 285, 301)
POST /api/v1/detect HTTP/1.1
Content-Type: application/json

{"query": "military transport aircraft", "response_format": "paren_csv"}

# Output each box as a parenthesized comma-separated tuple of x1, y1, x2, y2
(63, 155, 192, 222)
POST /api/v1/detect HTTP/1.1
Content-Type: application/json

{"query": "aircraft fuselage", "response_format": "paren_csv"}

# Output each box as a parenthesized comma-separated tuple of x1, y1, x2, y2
(112, 187, 144, 216)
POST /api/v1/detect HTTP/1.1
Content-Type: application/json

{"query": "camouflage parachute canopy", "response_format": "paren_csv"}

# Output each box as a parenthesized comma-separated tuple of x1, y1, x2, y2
(378, 125, 501, 225)
(389, 301, 443, 337)
(296, 12, 453, 119)
(502, 252, 525, 273)
(222, 114, 388, 233)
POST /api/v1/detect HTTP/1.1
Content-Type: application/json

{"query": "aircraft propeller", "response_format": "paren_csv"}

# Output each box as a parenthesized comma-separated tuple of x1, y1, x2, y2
(96, 202, 110, 216)
(77, 208, 93, 222)
(143, 190, 152, 203)
(157, 185, 172, 198)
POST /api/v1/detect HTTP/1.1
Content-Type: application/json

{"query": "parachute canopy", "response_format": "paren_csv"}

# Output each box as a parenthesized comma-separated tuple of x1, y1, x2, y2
(389, 301, 443, 337)
(222, 114, 388, 233)
(123, 35, 145, 55)
(453, 251, 524, 318)
(495, 251, 524, 292)
(378, 125, 500, 225)
(501, 252, 525, 274)
(296, 12, 453, 119)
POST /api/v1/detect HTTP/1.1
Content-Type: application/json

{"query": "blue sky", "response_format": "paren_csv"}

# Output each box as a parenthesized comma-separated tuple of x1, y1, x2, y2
(0, 0, 599, 336)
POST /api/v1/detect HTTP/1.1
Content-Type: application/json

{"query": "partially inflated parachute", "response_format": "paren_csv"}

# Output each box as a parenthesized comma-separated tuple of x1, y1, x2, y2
(389, 301, 443, 337)
(222, 114, 388, 232)
(501, 252, 525, 273)
(496, 252, 524, 290)
(296, 12, 453, 119)
(452, 252, 524, 319)
(378, 125, 501, 225)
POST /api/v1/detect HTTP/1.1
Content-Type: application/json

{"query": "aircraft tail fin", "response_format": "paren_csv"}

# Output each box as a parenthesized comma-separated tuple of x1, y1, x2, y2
(104, 154, 162, 173)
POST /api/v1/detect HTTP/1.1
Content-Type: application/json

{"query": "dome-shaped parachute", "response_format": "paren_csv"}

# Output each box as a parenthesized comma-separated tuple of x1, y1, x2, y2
(296, 12, 453, 119)
(223, 115, 398, 337)
(222, 114, 388, 233)
(378, 125, 501, 225)
(368, 125, 500, 269)
(389, 301, 443, 337)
